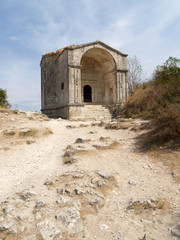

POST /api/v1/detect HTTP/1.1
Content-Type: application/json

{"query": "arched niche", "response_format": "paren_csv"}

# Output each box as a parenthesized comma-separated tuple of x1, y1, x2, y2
(80, 48, 116, 105)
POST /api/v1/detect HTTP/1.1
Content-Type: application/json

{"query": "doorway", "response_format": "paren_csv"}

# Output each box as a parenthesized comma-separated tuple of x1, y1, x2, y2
(83, 85, 92, 102)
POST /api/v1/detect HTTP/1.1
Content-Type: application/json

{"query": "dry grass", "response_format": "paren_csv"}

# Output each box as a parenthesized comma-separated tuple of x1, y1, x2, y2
(123, 57, 180, 149)
(75, 138, 90, 144)
(99, 136, 111, 141)
(1, 127, 53, 150)
(136, 108, 180, 151)
(124, 83, 180, 149)
(3, 128, 53, 138)
(43, 128, 53, 135)
(18, 129, 37, 137)
(66, 125, 77, 129)
(79, 124, 89, 127)
(127, 199, 169, 214)
(147, 149, 180, 183)
(91, 121, 106, 127)
(104, 122, 129, 130)
(93, 141, 121, 150)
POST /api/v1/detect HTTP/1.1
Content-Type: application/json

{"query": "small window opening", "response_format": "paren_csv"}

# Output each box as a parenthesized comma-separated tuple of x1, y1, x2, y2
(61, 83, 64, 90)
(83, 85, 92, 102)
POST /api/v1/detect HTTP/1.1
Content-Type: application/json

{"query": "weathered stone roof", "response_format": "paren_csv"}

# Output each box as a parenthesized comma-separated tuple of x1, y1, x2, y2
(42, 44, 77, 57)
(41, 41, 128, 64)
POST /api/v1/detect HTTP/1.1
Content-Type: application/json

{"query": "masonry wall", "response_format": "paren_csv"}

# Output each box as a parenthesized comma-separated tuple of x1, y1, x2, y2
(68, 43, 127, 71)
(41, 55, 58, 110)
(41, 42, 128, 118)
(56, 51, 69, 106)
(67, 43, 128, 104)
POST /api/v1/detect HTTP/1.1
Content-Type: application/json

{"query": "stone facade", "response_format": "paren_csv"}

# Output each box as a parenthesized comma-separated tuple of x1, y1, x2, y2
(41, 41, 128, 119)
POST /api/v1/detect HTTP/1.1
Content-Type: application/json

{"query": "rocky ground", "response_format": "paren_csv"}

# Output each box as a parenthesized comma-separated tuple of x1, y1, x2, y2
(0, 109, 180, 240)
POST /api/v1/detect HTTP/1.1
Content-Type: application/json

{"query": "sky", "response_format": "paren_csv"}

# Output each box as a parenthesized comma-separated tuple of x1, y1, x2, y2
(0, 0, 180, 111)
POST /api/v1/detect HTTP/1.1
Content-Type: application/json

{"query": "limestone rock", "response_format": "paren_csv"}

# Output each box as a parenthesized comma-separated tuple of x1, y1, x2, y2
(65, 188, 73, 196)
(97, 171, 114, 179)
(75, 138, 83, 143)
(171, 171, 179, 178)
(35, 213, 42, 220)
(116, 232, 127, 240)
(0, 221, 17, 234)
(73, 173, 84, 178)
(89, 183, 95, 188)
(4, 129, 16, 135)
(26, 139, 36, 144)
(35, 201, 45, 208)
(19, 129, 31, 136)
(128, 180, 137, 185)
(171, 228, 180, 237)
(75, 187, 85, 195)
(57, 188, 65, 194)
(87, 188, 96, 195)
(63, 150, 74, 157)
(75, 138, 89, 144)
(37, 219, 62, 240)
(88, 197, 101, 206)
(3, 204, 16, 215)
(72, 200, 81, 210)
(97, 180, 107, 187)
(23, 235, 36, 240)
(44, 180, 54, 186)
(140, 234, 146, 240)
(56, 196, 70, 205)
(20, 191, 33, 201)
(91, 178, 99, 184)
(55, 207, 83, 234)
(19, 225, 26, 232)
(64, 157, 77, 164)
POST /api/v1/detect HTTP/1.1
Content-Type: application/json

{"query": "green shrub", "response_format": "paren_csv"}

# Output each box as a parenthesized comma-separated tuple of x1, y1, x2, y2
(0, 88, 10, 108)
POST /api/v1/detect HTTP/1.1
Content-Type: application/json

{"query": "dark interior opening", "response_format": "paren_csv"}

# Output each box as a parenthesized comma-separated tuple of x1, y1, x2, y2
(61, 82, 64, 90)
(83, 85, 92, 102)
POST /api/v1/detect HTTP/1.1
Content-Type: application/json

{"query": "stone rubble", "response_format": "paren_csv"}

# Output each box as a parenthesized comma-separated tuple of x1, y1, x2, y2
(0, 170, 117, 239)
(37, 219, 62, 240)
(0, 112, 179, 240)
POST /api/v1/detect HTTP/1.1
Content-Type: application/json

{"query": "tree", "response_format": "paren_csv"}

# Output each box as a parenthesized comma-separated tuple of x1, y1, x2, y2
(0, 88, 11, 108)
(127, 56, 143, 94)
(154, 57, 180, 85)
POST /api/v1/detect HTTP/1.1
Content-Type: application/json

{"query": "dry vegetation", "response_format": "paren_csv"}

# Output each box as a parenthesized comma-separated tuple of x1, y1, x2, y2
(123, 57, 180, 149)
(0, 110, 53, 150)
(127, 198, 169, 214)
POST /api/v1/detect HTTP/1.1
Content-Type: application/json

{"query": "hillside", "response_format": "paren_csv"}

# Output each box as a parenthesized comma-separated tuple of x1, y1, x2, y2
(124, 57, 180, 149)
(0, 110, 180, 240)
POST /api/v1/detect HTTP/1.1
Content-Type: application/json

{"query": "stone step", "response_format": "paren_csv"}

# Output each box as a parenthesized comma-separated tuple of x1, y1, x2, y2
(70, 104, 112, 120)
(82, 105, 112, 120)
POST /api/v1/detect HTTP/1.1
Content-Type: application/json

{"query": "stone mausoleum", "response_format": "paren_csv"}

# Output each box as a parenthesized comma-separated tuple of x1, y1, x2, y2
(41, 41, 128, 119)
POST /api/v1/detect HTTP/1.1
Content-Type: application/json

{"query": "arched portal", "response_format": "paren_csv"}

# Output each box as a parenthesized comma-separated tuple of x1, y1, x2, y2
(83, 85, 92, 102)
(80, 48, 116, 105)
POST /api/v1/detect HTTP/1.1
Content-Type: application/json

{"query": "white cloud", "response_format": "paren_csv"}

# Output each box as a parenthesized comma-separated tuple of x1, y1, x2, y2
(1, 0, 180, 110)
(9, 36, 18, 41)
(97, 0, 180, 76)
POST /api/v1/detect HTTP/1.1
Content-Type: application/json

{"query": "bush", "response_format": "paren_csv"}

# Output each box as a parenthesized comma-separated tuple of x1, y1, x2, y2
(0, 88, 10, 108)
(123, 57, 180, 148)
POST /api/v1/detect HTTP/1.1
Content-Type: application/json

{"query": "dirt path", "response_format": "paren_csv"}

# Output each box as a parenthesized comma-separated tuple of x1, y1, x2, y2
(0, 111, 179, 240)
(0, 117, 92, 203)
